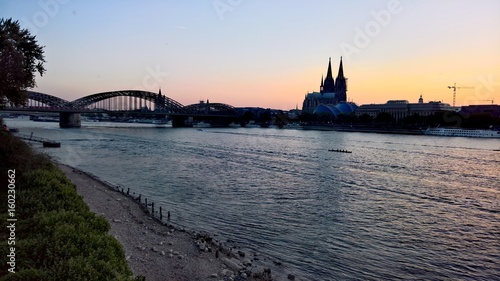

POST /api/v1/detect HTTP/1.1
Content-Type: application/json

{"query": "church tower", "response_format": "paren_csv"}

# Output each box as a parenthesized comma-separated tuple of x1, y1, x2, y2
(156, 87, 165, 111)
(322, 57, 335, 93)
(334, 57, 347, 102)
(302, 57, 349, 113)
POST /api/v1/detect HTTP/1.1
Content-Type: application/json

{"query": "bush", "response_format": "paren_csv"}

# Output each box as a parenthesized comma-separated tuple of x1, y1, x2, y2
(0, 133, 134, 280)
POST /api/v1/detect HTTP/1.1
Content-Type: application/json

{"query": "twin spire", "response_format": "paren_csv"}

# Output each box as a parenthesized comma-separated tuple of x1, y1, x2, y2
(317, 57, 347, 102)
(323, 57, 343, 80)
(321, 57, 343, 94)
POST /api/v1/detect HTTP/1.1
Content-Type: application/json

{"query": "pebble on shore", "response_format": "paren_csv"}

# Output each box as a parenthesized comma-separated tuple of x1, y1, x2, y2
(59, 163, 282, 281)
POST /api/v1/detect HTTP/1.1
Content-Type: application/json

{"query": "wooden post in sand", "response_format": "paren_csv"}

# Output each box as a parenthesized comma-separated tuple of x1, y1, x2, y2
(127, 188, 129, 195)
(160, 206, 163, 220)
(151, 202, 155, 216)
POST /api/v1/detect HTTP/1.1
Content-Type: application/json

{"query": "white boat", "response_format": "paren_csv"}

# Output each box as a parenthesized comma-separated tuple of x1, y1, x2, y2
(423, 127, 500, 138)
(31, 116, 59, 122)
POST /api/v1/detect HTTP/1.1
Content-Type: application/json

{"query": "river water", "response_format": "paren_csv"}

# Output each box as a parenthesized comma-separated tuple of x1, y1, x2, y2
(6, 118, 500, 280)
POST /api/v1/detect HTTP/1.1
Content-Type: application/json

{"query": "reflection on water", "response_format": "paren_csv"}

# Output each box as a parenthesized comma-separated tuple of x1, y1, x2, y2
(6, 118, 500, 280)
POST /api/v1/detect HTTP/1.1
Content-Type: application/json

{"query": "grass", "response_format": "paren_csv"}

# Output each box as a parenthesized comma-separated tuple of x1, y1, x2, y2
(0, 130, 136, 280)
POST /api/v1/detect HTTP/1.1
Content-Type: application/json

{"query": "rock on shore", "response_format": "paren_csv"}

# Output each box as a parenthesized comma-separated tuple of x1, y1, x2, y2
(58, 164, 279, 281)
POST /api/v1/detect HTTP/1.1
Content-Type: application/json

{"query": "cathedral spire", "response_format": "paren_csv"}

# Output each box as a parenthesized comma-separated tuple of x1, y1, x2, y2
(334, 56, 347, 102)
(322, 57, 335, 93)
(326, 57, 333, 79)
(337, 56, 344, 78)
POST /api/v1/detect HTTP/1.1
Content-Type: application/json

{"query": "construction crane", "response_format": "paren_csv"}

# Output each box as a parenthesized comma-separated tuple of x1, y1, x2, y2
(471, 99, 494, 105)
(448, 83, 474, 106)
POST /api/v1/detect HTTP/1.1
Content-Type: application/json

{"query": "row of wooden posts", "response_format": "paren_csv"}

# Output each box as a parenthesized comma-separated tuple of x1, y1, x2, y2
(122, 187, 170, 221)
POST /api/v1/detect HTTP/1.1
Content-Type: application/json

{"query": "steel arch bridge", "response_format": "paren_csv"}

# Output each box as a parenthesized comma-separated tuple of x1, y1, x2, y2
(25, 91, 71, 108)
(70, 90, 186, 113)
(18, 91, 239, 116)
(4, 90, 243, 128)
(183, 102, 239, 116)
(21, 90, 186, 113)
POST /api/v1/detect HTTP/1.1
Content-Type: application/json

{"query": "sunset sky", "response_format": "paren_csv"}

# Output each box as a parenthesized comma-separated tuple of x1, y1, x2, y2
(1, 0, 499, 109)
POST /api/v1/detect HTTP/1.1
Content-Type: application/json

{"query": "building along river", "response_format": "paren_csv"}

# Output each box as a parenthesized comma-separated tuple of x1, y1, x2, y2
(6, 117, 500, 280)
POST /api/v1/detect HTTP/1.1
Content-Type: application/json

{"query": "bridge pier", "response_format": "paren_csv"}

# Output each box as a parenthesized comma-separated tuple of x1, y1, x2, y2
(59, 112, 81, 128)
(210, 117, 233, 128)
(172, 116, 193, 127)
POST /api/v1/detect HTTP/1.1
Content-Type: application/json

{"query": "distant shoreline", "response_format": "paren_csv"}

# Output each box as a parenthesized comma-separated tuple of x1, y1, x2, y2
(301, 125, 424, 135)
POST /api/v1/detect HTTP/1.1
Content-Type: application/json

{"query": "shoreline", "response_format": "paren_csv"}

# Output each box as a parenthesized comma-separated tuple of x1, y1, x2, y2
(56, 162, 279, 281)
(301, 124, 425, 135)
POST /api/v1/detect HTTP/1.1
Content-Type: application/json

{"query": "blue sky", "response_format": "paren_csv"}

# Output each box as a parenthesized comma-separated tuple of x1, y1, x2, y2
(1, 0, 499, 109)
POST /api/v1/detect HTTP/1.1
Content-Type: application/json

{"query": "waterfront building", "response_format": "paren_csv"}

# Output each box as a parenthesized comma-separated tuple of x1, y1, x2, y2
(355, 96, 454, 121)
(313, 102, 359, 118)
(302, 57, 347, 113)
(459, 104, 500, 118)
(287, 106, 302, 119)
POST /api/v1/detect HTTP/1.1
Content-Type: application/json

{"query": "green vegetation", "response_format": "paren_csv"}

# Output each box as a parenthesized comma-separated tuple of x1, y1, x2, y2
(0, 132, 134, 280)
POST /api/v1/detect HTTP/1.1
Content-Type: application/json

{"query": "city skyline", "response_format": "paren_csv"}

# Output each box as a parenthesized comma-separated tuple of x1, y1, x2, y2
(1, 0, 499, 109)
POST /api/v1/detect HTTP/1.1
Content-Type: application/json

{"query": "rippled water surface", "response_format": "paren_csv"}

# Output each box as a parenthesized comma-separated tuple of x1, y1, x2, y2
(8, 118, 500, 280)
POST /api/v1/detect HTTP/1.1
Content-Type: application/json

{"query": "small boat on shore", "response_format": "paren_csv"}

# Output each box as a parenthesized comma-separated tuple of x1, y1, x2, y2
(43, 141, 61, 148)
(328, 149, 352, 153)
(14, 132, 61, 148)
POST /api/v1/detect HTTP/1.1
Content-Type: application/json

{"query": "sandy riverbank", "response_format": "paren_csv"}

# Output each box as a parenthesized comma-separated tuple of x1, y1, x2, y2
(57, 163, 278, 281)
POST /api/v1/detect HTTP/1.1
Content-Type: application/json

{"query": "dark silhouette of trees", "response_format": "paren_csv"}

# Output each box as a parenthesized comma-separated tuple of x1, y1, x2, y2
(334, 113, 357, 124)
(0, 18, 46, 106)
(374, 112, 394, 125)
(274, 110, 289, 126)
(401, 113, 424, 126)
(239, 111, 255, 125)
(297, 109, 499, 130)
(257, 109, 272, 125)
(299, 112, 315, 123)
(357, 114, 373, 124)
(424, 111, 463, 127)
(462, 113, 500, 129)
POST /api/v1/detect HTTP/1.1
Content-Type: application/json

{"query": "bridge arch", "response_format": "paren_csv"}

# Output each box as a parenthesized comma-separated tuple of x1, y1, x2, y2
(71, 90, 185, 113)
(183, 102, 240, 116)
(26, 91, 70, 108)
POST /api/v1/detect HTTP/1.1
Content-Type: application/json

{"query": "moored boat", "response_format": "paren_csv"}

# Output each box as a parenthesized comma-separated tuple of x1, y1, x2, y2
(423, 127, 500, 138)
(31, 116, 59, 122)
(42, 141, 61, 148)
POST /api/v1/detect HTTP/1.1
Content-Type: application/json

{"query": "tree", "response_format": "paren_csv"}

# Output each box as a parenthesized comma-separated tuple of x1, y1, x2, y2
(462, 113, 499, 129)
(358, 113, 373, 124)
(0, 18, 46, 106)
(257, 109, 272, 124)
(239, 111, 255, 125)
(402, 113, 424, 126)
(374, 112, 394, 125)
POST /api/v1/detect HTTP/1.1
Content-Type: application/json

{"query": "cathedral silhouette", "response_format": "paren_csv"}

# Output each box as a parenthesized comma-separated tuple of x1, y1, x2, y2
(302, 57, 347, 113)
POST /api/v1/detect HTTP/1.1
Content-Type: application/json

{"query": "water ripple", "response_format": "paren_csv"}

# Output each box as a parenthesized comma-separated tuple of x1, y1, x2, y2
(10, 120, 499, 281)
